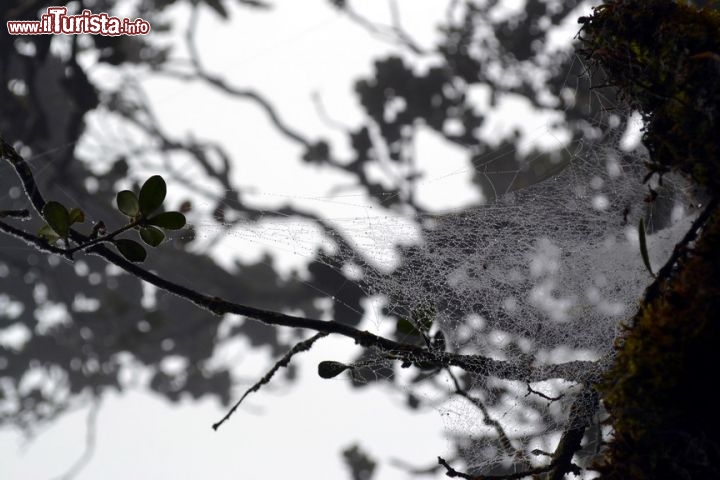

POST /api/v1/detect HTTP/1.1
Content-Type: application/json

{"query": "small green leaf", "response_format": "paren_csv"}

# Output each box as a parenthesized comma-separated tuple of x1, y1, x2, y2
(114, 238, 147, 262)
(38, 224, 60, 244)
(638, 218, 655, 277)
(139, 226, 165, 247)
(318, 361, 349, 379)
(117, 190, 140, 217)
(69, 208, 85, 224)
(139, 175, 166, 216)
(148, 211, 186, 230)
(42, 201, 70, 238)
(396, 317, 422, 337)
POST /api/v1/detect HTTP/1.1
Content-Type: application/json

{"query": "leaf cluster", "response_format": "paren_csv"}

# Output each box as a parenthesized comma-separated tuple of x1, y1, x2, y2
(39, 175, 186, 262)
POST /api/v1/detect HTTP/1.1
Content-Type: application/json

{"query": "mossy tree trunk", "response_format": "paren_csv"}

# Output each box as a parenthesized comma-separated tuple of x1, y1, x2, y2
(579, 1, 720, 478)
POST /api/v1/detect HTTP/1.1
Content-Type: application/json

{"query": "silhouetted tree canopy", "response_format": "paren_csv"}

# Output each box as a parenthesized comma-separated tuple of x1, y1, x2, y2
(2, 1, 718, 479)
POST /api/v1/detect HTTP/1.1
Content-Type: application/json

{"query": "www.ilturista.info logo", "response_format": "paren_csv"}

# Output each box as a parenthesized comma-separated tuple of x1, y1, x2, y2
(7, 7, 150, 36)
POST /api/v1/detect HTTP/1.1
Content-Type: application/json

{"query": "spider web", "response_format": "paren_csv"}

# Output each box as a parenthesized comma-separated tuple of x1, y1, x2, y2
(51, 29, 697, 472)
(160, 53, 695, 475)
(2, 2, 701, 478)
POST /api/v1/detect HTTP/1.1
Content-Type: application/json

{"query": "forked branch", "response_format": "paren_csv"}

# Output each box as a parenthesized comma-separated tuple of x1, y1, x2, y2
(438, 387, 596, 480)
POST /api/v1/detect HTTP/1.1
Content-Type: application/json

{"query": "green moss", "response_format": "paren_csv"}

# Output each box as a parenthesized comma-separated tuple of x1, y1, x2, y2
(597, 211, 720, 478)
(579, 0, 720, 192)
(579, 2, 720, 477)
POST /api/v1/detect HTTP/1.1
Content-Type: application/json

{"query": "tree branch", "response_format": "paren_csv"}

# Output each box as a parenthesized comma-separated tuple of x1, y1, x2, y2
(641, 196, 719, 307)
(438, 456, 555, 480)
(525, 383, 564, 403)
(181, 2, 313, 148)
(0, 209, 30, 219)
(547, 387, 597, 480)
(1, 135, 596, 383)
(446, 368, 526, 462)
(0, 218, 72, 259)
(438, 387, 597, 480)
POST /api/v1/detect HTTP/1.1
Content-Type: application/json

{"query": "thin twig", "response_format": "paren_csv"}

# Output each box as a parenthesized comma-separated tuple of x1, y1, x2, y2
(65, 220, 140, 254)
(213, 332, 327, 430)
(438, 456, 555, 480)
(336, 0, 425, 54)
(525, 383, 564, 403)
(0, 209, 30, 219)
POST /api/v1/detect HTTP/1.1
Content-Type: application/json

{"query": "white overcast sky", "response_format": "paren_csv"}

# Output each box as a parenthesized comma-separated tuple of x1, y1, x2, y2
(0, 1, 590, 479)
